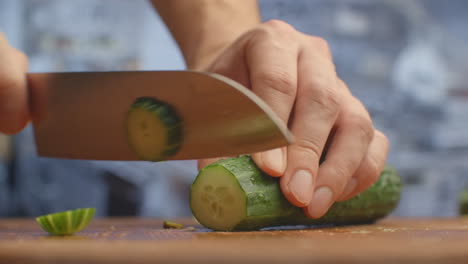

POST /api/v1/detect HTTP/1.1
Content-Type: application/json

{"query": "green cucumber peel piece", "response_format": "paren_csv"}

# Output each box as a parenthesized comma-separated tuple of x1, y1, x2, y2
(163, 220, 184, 229)
(36, 208, 96, 235)
(190, 156, 402, 231)
(126, 97, 183, 161)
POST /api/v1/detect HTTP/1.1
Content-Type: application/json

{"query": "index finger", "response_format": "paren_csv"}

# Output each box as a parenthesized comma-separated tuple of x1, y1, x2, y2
(280, 37, 342, 207)
(245, 21, 299, 176)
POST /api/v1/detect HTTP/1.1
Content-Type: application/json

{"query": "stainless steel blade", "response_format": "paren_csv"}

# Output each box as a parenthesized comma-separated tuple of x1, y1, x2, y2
(28, 71, 293, 161)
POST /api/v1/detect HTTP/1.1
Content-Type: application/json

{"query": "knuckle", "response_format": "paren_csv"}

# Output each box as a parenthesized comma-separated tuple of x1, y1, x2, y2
(251, 20, 297, 44)
(250, 26, 271, 42)
(347, 115, 375, 143)
(309, 36, 332, 57)
(248, 21, 298, 53)
(251, 21, 295, 45)
(329, 161, 355, 190)
(256, 70, 296, 99)
(306, 83, 341, 117)
(263, 19, 296, 34)
(311, 36, 328, 47)
(376, 130, 390, 149)
(293, 137, 322, 163)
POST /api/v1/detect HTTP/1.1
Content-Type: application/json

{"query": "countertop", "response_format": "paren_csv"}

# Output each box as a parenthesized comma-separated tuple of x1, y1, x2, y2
(0, 217, 467, 263)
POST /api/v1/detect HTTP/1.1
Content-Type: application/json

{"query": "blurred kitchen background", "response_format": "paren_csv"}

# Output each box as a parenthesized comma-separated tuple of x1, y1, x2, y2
(0, 0, 467, 218)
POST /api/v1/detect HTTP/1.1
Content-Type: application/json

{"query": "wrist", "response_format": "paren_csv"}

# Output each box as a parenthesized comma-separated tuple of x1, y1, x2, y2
(151, 0, 261, 71)
(186, 40, 232, 71)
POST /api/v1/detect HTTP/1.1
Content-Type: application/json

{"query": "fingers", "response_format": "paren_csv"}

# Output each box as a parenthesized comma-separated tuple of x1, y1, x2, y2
(305, 97, 374, 218)
(203, 20, 390, 219)
(337, 130, 390, 201)
(245, 21, 299, 176)
(279, 37, 342, 207)
(0, 32, 30, 134)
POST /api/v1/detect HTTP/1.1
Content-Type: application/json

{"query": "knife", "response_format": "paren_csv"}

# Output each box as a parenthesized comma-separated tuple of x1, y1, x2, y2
(28, 71, 293, 161)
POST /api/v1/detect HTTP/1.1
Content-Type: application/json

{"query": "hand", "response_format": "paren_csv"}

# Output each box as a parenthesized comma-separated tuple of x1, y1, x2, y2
(198, 20, 389, 218)
(0, 32, 29, 134)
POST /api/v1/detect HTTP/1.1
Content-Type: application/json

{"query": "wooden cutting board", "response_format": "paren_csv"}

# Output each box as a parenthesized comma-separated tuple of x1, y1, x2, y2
(0, 217, 467, 263)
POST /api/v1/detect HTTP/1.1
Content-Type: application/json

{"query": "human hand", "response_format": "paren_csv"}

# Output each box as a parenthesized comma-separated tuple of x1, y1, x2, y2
(198, 20, 389, 218)
(0, 32, 29, 134)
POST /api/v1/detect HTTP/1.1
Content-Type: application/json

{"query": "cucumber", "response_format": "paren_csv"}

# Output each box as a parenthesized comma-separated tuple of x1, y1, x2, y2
(190, 156, 402, 231)
(459, 189, 468, 215)
(36, 208, 96, 235)
(126, 97, 183, 161)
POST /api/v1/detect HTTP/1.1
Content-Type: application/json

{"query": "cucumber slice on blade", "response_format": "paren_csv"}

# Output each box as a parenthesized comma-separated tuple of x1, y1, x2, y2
(126, 97, 183, 161)
(36, 208, 96, 235)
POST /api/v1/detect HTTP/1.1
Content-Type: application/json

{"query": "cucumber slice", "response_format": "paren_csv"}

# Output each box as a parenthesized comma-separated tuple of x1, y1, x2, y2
(126, 97, 183, 161)
(36, 208, 96, 235)
(190, 156, 402, 231)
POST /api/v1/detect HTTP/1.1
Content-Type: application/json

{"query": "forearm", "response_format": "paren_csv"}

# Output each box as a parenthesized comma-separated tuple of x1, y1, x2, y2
(150, 0, 261, 70)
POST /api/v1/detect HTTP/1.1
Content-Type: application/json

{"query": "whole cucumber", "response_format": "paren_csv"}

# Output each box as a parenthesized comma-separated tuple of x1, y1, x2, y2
(190, 155, 402, 231)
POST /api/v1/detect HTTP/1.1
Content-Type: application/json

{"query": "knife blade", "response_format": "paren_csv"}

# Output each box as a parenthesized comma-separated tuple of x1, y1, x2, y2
(28, 71, 293, 161)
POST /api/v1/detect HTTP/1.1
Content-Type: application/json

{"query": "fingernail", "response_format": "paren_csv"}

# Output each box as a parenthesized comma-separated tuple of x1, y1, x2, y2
(307, 186, 334, 218)
(261, 148, 285, 175)
(340, 178, 358, 200)
(288, 170, 313, 204)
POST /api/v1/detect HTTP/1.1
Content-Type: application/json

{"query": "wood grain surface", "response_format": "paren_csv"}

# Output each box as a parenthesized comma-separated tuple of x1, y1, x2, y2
(0, 217, 467, 263)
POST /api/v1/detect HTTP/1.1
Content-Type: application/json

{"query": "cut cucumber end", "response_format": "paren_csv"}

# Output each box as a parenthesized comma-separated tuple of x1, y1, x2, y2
(126, 97, 182, 161)
(36, 208, 96, 236)
(191, 165, 247, 231)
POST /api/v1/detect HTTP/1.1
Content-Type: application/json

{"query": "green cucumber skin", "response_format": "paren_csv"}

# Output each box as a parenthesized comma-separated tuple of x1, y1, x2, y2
(459, 189, 468, 215)
(193, 156, 402, 231)
(36, 208, 96, 235)
(128, 97, 183, 159)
